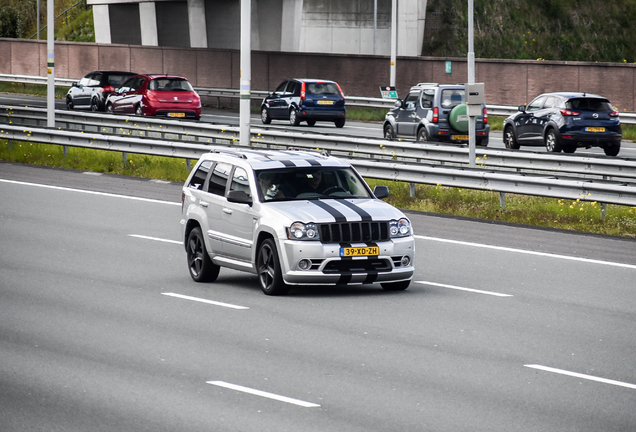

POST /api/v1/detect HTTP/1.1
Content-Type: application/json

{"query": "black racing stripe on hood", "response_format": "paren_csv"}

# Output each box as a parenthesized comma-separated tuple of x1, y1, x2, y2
(336, 199, 372, 221)
(363, 272, 378, 284)
(312, 200, 347, 223)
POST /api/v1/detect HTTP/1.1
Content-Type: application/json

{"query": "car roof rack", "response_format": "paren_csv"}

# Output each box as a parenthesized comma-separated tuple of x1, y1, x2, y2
(210, 148, 248, 159)
(414, 83, 439, 87)
(286, 147, 330, 158)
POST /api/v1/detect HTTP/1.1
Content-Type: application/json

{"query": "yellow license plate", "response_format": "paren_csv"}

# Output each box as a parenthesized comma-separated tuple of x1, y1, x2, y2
(340, 246, 379, 257)
(317, 100, 334, 105)
(452, 135, 469, 140)
(586, 127, 605, 132)
(168, 112, 186, 118)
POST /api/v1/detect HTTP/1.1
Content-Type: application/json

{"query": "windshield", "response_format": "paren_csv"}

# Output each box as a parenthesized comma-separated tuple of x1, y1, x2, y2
(256, 167, 372, 202)
(148, 78, 194, 91)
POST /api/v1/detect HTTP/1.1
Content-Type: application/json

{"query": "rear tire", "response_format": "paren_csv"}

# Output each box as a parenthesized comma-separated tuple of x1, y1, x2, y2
(90, 98, 100, 112)
(257, 238, 289, 295)
(106, 102, 114, 114)
(381, 280, 410, 291)
(306, 120, 316, 126)
(186, 227, 220, 283)
(545, 129, 562, 153)
(603, 143, 620, 156)
(261, 107, 271, 124)
(334, 118, 345, 128)
(416, 127, 429, 142)
(289, 108, 300, 126)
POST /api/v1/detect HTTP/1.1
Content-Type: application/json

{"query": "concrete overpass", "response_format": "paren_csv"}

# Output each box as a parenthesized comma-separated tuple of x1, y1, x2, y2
(88, 0, 426, 56)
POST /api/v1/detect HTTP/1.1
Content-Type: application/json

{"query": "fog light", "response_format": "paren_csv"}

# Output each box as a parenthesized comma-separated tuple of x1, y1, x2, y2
(298, 259, 312, 270)
(401, 256, 411, 267)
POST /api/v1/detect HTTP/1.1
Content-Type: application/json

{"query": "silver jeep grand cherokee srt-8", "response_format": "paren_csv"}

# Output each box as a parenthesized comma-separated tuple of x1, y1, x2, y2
(181, 148, 415, 295)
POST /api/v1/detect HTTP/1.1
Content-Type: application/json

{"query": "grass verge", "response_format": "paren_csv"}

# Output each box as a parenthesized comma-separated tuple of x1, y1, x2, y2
(2, 139, 635, 238)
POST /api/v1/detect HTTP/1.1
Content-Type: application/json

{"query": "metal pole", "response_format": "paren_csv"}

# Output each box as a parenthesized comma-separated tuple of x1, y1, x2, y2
(239, 0, 251, 146)
(47, 0, 55, 128)
(467, 0, 475, 167)
(37, 0, 40, 40)
(373, 0, 377, 55)
(390, 0, 396, 87)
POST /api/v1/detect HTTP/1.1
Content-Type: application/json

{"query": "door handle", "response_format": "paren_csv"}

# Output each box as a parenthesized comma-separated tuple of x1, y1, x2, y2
(223, 208, 233, 215)
(199, 201, 208, 208)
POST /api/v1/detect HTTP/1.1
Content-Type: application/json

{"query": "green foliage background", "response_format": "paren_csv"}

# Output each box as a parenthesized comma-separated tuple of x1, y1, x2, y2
(423, 0, 636, 63)
(0, 0, 93, 42)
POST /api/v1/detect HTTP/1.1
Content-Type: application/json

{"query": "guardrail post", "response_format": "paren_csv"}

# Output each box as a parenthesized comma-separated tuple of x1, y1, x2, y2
(123, 152, 127, 164)
(63, 145, 68, 157)
(499, 192, 506, 211)
(409, 183, 415, 198)
(186, 159, 191, 171)
(8, 139, 12, 149)
(600, 203, 607, 221)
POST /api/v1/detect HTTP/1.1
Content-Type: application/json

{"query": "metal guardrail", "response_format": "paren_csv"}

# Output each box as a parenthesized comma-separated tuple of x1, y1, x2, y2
(2, 105, 635, 184)
(2, 123, 635, 207)
(3, 73, 636, 122)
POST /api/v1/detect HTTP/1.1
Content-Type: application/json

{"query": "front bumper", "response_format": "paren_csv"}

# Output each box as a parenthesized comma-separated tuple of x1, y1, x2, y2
(279, 236, 415, 285)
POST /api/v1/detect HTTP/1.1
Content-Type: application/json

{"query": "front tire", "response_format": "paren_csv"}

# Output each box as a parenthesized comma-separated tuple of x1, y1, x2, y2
(90, 98, 100, 112)
(503, 126, 520, 149)
(261, 106, 271, 124)
(384, 123, 395, 140)
(545, 129, 562, 153)
(257, 238, 289, 295)
(106, 102, 114, 114)
(186, 227, 220, 282)
(135, 105, 143, 117)
(66, 97, 74, 110)
(381, 280, 410, 291)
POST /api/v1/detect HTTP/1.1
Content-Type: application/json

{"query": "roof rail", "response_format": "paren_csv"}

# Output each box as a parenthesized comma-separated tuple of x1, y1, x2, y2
(210, 148, 248, 159)
(287, 147, 330, 158)
(414, 82, 439, 87)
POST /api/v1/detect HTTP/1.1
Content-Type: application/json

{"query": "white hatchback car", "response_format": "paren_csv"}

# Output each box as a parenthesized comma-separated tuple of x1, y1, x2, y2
(181, 148, 415, 295)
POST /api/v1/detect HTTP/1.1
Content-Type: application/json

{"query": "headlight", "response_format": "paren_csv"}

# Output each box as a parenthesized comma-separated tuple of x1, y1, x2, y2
(389, 218, 412, 237)
(288, 222, 320, 240)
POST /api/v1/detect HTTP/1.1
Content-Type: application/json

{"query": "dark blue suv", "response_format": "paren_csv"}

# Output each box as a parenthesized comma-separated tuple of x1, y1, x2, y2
(261, 79, 346, 128)
(503, 92, 622, 156)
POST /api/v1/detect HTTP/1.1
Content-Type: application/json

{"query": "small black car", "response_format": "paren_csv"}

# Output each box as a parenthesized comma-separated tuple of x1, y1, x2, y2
(503, 92, 621, 156)
(261, 78, 346, 128)
(66, 71, 136, 112)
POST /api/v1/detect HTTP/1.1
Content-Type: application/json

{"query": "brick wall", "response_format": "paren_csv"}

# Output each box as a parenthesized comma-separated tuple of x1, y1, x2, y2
(1, 38, 634, 111)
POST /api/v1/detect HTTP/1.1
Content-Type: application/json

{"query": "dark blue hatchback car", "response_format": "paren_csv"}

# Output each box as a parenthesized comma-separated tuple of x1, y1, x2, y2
(261, 78, 346, 128)
(503, 92, 622, 156)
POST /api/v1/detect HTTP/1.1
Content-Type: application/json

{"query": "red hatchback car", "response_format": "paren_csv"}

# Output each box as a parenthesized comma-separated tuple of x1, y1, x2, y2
(106, 74, 201, 120)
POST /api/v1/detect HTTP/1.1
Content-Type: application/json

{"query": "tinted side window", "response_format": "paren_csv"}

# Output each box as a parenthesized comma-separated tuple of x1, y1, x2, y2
(526, 96, 546, 112)
(275, 80, 288, 94)
(108, 74, 134, 87)
(208, 162, 231, 196)
(230, 167, 251, 196)
(403, 92, 419, 109)
(188, 160, 212, 190)
(88, 73, 102, 87)
(286, 81, 299, 96)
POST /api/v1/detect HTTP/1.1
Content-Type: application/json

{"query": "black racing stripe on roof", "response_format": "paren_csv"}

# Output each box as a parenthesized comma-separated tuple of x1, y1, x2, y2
(279, 160, 297, 167)
(306, 159, 322, 166)
(311, 200, 347, 223)
(336, 199, 372, 221)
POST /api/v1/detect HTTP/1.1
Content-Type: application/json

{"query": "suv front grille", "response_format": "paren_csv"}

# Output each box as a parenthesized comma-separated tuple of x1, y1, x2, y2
(319, 222, 389, 243)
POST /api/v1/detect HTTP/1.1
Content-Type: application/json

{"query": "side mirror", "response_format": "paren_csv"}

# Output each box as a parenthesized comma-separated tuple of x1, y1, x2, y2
(394, 100, 402, 108)
(72, 82, 79, 88)
(518, 105, 526, 113)
(226, 190, 253, 205)
(373, 185, 389, 199)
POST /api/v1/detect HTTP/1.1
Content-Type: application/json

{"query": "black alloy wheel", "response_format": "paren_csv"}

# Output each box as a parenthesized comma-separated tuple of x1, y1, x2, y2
(90, 98, 100, 112)
(257, 238, 289, 295)
(135, 105, 143, 116)
(186, 227, 220, 282)
(106, 102, 114, 114)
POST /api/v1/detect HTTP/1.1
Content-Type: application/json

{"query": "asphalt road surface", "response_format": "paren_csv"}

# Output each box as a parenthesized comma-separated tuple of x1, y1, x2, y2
(1, 161, 635, 432)
(1, 93, 635, 159)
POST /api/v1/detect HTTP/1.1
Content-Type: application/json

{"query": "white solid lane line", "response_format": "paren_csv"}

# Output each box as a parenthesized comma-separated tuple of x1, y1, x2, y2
(207, 381, 321, 408)
(128, 234, 181, 244)
(525, 365, 636, 390)
(162, 292, 249, 310)
(416, 235, 636, 270)
(415, 281, 513, 297)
